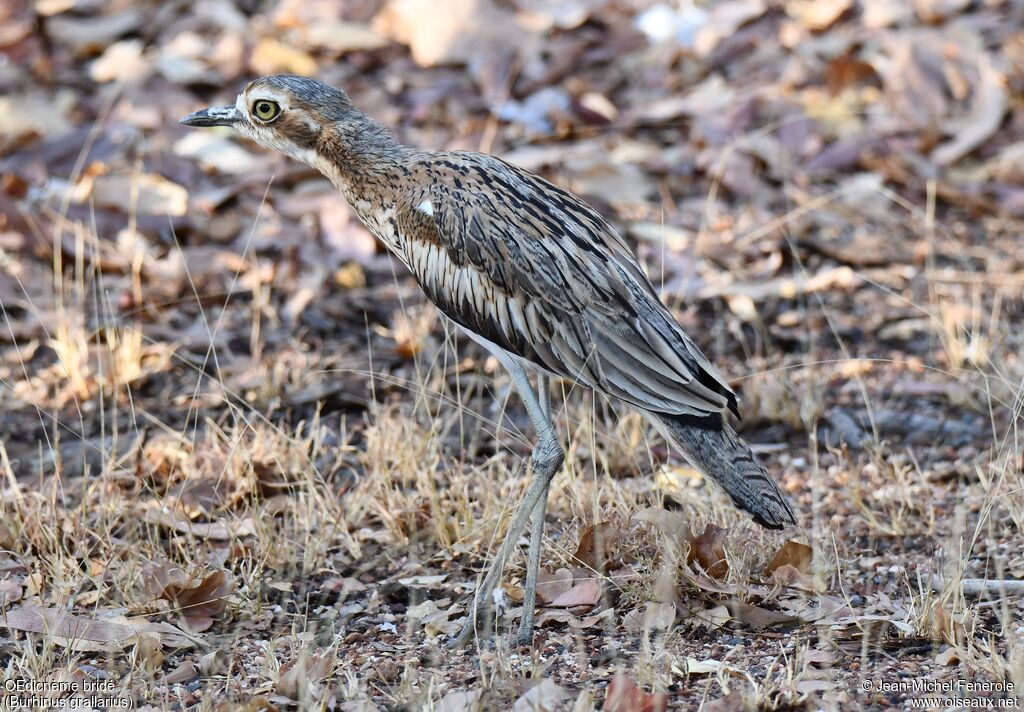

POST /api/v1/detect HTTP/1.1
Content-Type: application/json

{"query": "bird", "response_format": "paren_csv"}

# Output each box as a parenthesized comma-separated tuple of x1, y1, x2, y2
(180, 74, 797, 647)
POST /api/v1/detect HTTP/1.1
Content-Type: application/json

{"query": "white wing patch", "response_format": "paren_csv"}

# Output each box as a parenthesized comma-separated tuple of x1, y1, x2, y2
(417, 199, 434, 217)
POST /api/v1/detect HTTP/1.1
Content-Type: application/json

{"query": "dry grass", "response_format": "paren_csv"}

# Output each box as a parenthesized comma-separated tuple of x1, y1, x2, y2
(2, 122, 1023, 712)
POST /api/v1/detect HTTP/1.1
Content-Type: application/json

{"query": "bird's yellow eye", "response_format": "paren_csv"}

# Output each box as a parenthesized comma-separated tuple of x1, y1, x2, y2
(252, 100, 281, 122)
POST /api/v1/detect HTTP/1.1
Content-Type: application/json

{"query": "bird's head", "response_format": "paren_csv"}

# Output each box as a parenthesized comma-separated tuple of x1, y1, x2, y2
(180, 75, 371, 168)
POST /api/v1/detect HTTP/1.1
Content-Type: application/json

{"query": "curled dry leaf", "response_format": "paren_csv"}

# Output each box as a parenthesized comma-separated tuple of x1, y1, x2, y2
(572, 520, 623, 572)
(602, 672, 668, 712)
(765, 540, 813, 576)
(148, 567, 234, 633)
(687, 524, 729, 579)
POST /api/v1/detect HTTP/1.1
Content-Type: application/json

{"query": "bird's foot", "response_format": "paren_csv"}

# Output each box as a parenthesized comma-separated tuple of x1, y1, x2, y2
(449, 598, 495, 649)
(513, 622, 535, 648)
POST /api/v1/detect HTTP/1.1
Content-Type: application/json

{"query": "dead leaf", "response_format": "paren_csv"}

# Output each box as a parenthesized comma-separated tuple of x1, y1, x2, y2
(535, 568, 576, 604)
(785, 0, 852, 31)
(634, 508, 691, 561)
(691, 604, 731, 631)
(146, 566, 234, 633)
(436, 690, 483, 712)
(687, 524, 729, 579)
(535, 607, 612, 629)
(47, 7, 145, 55)
(143, 507, 256, 540)
(572, 521, 623, 572)
(930, 601, 965, 646)
(1, 607, 136, 651)
(932, 55, 1007, 166)
(278, 652, 333, 701)
(671, 658, 732, 676)
(803, 648, 836, 666)
(765, 540, 813, 576)
(726, 601, 799, 629)
(547, 578, 601, 610)
(250, 38, 317, 76)
(303, 22, 388, 53)
(512, 677, 574, 712)
(160, 661, 199, 685)
(136, 633, 164, 672)
(693, 1, 767, 57)
(90, 173, 189, 217)
(622, 601, 676, 634)
(602, 673, 668, 712)
(374, 0, 532, 68)
(914, 0, 971, 24)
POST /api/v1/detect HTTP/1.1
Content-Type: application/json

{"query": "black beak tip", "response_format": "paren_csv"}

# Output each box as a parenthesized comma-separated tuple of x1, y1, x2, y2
(179, 106, 241, 128)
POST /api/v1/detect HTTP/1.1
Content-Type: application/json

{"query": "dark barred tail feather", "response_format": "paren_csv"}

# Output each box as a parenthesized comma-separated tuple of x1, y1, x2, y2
(652, 413, 796, 530)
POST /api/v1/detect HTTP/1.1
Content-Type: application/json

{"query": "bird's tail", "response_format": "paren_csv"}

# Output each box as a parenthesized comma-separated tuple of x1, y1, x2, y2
(650, 413, 796, 530)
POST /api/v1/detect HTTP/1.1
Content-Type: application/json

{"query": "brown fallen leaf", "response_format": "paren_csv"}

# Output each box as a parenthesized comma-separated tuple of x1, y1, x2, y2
(687, 524, 729, 579)
(1, 607, 136, 651)
(602, 673, 668, 712)
(278, 652, 334, 701)
(250, 38, 317, 76)
(547, 578, 601, 610)
(512, 677, 574, 712)
(213, 699, 278, 712)
(572, 521, 623, 572)
(932, 55, 1007, 166)
(765, 540, 813, 577)
(622, 601, 676, 634)
(634, 508, 691, 562)
(160, 661, 199, 685)
(534, 607, 612, 629)
(726, 601, 799, 629)
(535, 568, 576, 604)
(436, 689, 483, 712)
(146, 565, 234, 633)
(143, 507, 256, 540)
(930, 601, 965, 646)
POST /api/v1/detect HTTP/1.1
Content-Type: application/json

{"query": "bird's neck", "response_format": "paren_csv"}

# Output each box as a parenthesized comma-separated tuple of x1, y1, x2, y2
(311, 117, 416, 248)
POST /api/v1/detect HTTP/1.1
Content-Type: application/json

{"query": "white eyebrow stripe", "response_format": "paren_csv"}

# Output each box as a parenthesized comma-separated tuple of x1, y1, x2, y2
(417, 199, 434, 216)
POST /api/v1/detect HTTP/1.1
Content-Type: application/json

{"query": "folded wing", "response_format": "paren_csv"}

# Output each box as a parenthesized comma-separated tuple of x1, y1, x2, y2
(395, 154, 739, 422)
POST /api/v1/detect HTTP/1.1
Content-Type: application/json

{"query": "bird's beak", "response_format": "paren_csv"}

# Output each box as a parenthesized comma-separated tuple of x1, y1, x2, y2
(179, 105, 243, 128)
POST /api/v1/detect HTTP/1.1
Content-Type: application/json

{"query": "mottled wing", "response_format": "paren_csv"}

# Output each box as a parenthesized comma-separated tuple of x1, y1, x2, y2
(395, 157, 738, 421)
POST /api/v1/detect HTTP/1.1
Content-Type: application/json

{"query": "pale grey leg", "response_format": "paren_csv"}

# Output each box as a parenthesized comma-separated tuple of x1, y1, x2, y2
(515, 376, 553, 646)
(452, 357, 562, 649)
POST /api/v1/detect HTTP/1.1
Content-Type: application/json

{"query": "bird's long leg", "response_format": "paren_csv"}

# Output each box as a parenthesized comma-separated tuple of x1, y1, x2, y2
(515, 375, 553, 646)
(452, 359, 562, 649)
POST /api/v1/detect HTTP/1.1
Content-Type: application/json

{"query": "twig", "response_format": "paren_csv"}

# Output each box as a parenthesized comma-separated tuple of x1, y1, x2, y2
(932, 575, 1024, 597)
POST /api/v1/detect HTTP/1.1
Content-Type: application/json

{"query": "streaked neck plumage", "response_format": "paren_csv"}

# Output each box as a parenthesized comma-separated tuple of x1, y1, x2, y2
(307, 113, 418, 251)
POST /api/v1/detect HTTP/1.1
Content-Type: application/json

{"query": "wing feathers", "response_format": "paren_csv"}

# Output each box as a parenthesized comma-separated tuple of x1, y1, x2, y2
(395, 155, 738, 419)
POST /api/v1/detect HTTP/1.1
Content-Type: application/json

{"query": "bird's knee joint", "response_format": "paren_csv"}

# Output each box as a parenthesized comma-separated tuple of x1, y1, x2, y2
(532, 439, 564, 473)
